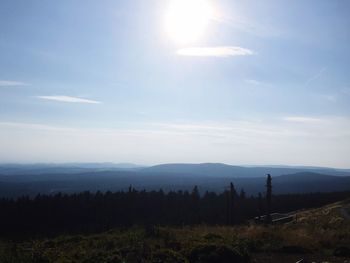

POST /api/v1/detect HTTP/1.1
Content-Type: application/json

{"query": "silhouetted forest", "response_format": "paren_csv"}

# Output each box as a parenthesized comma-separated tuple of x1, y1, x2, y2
(1, 183, 349, 238)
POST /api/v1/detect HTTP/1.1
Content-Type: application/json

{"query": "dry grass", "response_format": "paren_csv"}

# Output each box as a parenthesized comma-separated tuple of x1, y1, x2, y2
(1, 199, 350, 262)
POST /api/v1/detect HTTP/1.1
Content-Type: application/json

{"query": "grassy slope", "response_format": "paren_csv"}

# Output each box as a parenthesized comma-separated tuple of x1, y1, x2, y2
(1, 199, 350, 263)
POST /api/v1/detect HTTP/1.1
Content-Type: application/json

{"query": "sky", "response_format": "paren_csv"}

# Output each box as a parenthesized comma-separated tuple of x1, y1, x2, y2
(0, 0, 350, 168)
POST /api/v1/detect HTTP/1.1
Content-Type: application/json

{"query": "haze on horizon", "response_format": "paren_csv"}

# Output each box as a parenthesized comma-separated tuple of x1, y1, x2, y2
(0, 0, 350, 168)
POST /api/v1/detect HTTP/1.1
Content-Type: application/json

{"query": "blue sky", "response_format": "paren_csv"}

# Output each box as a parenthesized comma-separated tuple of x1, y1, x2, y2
(0, 0, 349, 167)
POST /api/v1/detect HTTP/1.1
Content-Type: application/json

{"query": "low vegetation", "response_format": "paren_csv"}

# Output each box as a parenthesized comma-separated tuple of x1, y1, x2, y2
(1, 199, 349, 263)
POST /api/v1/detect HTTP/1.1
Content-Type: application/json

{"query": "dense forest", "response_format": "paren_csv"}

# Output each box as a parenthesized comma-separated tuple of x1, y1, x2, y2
(1, 180, 349, 238)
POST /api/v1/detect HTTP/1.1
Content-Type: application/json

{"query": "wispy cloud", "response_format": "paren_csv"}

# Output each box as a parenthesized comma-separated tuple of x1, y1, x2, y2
(176, 46, 254, 57)
(283, 116, 325, 124)
(340, 88, 350, 96)
(245, 79, 272, 88)
(314, 88, 350, 103)
(211, 14, 284, 38)
(0, 80, 28, 87)
(319, 94, 337, 103)
(0, 121, 77, 132)
(304, 67, 326, 88)
(37, 95, 101, 104)
(245, 79, 261, 85)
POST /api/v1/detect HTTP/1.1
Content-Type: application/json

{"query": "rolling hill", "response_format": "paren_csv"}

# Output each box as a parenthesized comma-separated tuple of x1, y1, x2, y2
(0, 163, 350, 198)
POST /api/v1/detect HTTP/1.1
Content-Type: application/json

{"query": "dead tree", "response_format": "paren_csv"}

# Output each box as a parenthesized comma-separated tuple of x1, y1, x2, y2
(265, 174, 272, 224)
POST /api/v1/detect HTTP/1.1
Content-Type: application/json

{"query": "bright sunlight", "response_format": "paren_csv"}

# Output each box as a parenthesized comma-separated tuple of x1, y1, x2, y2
(164, 0, 213, 44)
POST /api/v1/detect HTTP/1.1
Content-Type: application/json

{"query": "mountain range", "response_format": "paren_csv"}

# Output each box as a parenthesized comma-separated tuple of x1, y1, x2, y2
(0, 163, 349, 198)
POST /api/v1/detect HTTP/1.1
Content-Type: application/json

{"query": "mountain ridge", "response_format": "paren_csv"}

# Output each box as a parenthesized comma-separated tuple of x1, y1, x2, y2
(140, 163, 350, 177)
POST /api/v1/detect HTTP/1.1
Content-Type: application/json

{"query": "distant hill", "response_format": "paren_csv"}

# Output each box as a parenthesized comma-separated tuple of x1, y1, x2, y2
(1, 162, 349, 177)
(273, 172, 350, 193)
(141, 163, 350, 177)
(0, 162, 145, 175)
(0, 164, 350, 197)
(141, 163, 245, 176)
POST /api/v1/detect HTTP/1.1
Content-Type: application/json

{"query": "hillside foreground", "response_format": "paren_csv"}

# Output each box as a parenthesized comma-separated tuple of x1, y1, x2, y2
(1, 199, 350, 263)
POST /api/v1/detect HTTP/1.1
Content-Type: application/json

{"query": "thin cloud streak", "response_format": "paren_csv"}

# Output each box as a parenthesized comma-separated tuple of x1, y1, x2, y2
(37, 95, 101, 104)
(245, 79, 261, 85)
(0, 122, 77, 132)
(245, 79, 272, 87)
(177, 46, 254, 57)
(0, 80, 28, 87)
(211, 13, 285, 38)
(304, 67, 326, 88)
(283, 116, 326, 124)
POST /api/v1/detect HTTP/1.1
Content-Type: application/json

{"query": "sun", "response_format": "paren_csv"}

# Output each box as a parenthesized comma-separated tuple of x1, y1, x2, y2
(164, 0, 212, 45)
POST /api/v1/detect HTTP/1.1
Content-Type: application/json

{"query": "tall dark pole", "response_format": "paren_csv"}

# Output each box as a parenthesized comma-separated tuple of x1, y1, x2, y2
(226, 182, 237, 225)
(258, 192, 263, 220)
(226, 189, 230, 225)
(265, 174, 272, 224)
(230, 182, 237, 225)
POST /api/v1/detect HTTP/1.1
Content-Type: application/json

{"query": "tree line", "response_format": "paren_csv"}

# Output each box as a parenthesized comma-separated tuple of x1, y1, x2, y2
(0, 175, 349, 238)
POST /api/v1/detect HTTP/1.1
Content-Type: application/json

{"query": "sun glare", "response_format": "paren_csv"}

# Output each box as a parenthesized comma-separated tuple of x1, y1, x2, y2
(164, 0, 212, 44)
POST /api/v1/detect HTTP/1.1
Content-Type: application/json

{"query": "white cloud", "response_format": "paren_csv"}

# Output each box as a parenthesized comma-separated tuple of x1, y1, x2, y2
(176, 46, 254, 57)
(0, 122, 77, 132)
(0, 80, 27, 87)
(245, 79, 261, 85)
(37, 95, 100, 104)
(283, 116, 325, 124)
(244, 80, 273, 92)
